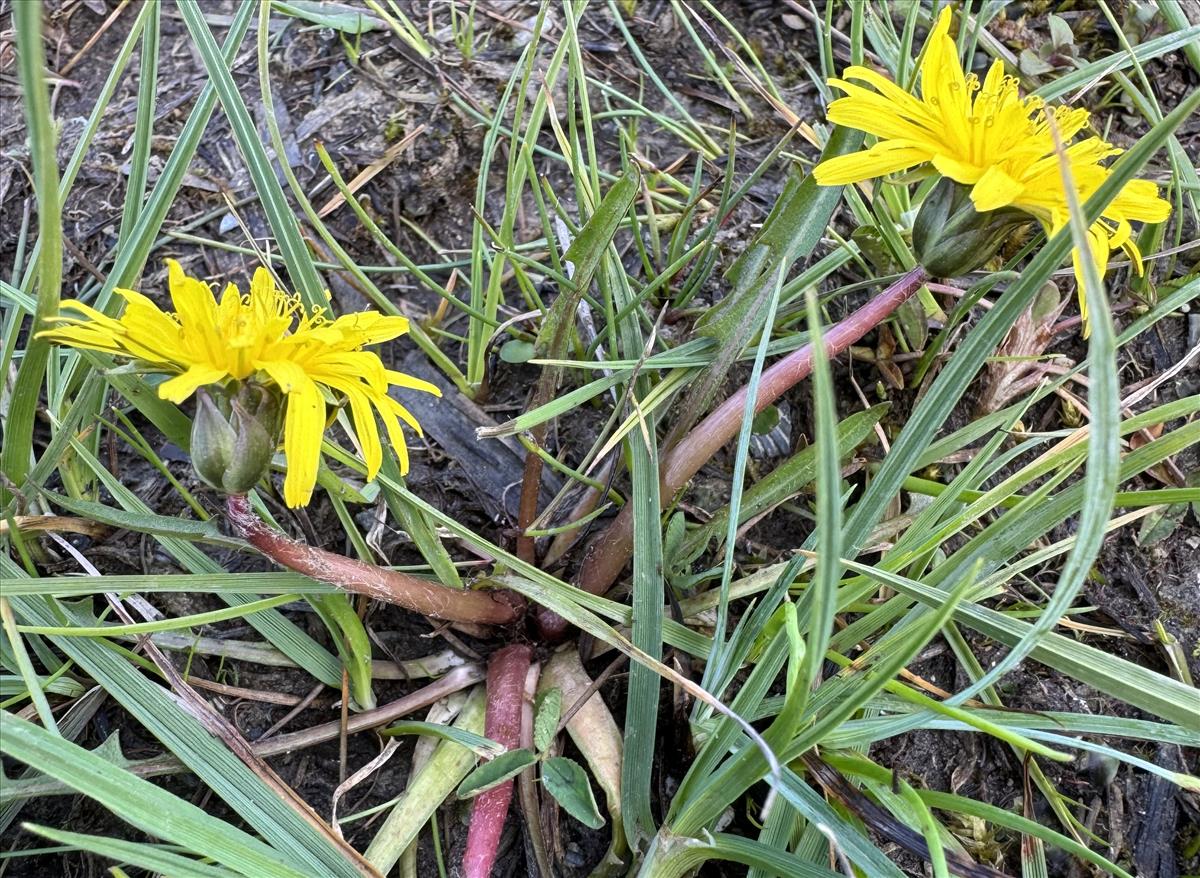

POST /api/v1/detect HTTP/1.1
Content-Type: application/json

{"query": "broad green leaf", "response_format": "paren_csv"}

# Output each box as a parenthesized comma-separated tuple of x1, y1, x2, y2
(541, 756, 604, 830)
(456, 748, 538, 798)
(533, 687, 562, 753)
(500, 339, 537, 364)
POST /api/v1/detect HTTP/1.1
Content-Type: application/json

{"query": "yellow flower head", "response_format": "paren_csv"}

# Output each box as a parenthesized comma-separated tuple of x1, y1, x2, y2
(39, 261, 440, 507)
(813, 8, 1094, 201)
(1003, 151, 1170, 281)
(812, 7, 1170, 323)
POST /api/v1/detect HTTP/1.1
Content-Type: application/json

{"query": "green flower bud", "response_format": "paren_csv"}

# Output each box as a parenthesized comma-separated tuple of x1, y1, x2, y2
(912, 178, 1026, 278)
(190, 385, 278, 495)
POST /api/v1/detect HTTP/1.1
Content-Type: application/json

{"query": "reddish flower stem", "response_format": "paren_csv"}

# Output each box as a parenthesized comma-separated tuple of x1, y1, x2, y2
(535, 265, 928, 641)
(225, 495, 523, 626)
(463, 644, 533, 878)
(515, 430, 546, 565)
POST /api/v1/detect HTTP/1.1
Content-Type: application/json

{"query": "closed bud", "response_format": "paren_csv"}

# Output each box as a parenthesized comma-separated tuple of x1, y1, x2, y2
(912, 178, 1026, 278)
(190, 385, 278, 495)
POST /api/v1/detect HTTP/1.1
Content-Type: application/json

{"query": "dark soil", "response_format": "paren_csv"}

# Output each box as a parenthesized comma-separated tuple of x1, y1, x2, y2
(2, 1, 1198, 877)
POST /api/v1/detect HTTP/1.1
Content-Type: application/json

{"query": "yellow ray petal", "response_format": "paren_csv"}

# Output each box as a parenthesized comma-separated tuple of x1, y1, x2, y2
(970, 164, 1025, 211)
(279, 374, 325, 508)
(931, 153, 986, 186)
(385, 370, 442, 397)
(813, 143, 930, 185)
(158, 365, 228, 404)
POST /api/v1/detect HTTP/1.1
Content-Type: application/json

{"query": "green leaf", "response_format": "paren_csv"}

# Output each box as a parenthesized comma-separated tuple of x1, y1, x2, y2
(749, 405, 780, 436)
(272, 0, 383, 33)
(2, 1, 62, 508)
(382, 721, 503, 758)
(378, 454, 463, 588)
(533, 688, 562, 753)
(22, 825, 243, 878)
(541, 756, 604, 830)
(1, 713, 309, 878)
(536, 169, 640, 357)
(500, 339, 537, 364)
(456, 748, 539, 798)
(947, 96, 1122, 705)
(43, 491, 239, 547)
(716, 124, 864, 325)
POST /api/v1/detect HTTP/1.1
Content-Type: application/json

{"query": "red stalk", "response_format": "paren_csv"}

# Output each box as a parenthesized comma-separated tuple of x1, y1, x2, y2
(225, 495, 523, 626)
(515, 433, 545, 565)
(463, 644, 533, 878)
(535, 266, 929, 640)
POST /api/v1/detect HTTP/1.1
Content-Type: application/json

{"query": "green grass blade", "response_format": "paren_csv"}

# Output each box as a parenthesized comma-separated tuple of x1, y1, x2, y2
(839, 559, 1200, 729)
(7, 593, 365, 877)
(115, 0, 160, 251)
(1, 713, 310, 878)
(176, 0, 325, 311)
(2, 572, 330, 597)
(703, 267, 784, 684)
(22, 826, 244, 878)
(620, 315, 665, 845)
(2, 1, 62, 509)
(802, 288, 843, 703)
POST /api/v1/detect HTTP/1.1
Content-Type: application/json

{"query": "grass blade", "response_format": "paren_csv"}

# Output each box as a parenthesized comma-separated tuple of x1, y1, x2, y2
(1, 713, 310, 878)
(176, 0, 325, 311)
(2, 1, 62, 509)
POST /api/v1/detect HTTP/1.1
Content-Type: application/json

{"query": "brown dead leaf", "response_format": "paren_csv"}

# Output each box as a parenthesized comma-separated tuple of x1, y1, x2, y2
(976, 282, 1068, 415)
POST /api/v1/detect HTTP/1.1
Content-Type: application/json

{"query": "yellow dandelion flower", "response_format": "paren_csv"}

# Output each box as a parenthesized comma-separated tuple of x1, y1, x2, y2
(1011, 158, 1170, 331)
(39, 260, 440, 507)
(813, 7, 1092, 206)
(812, 7, 1171, 328)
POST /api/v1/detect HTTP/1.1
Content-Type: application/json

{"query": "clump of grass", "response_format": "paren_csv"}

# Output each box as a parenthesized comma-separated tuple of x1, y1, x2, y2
(4, 3, 1199, 878)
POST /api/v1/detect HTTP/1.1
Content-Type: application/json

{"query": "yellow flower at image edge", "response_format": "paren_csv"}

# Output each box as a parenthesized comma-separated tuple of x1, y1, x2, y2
(38, 261, 440, 507)
(812, 7, 1170, 308)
